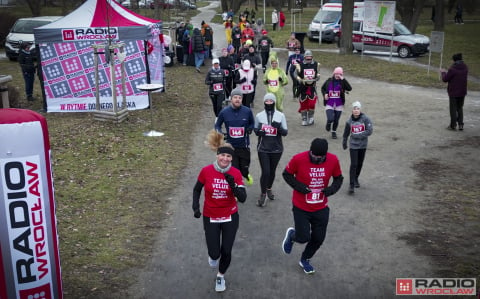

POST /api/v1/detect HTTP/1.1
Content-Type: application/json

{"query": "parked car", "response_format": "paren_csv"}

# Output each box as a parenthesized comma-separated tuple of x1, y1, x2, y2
(344, 20, 430, 58)
(4, 16, 63, 61)
(307, 2, 364, 43)
(122, 0, 151, 8)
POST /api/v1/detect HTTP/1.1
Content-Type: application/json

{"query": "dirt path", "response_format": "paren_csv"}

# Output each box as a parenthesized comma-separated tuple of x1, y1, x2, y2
(128, 3, 480, 298)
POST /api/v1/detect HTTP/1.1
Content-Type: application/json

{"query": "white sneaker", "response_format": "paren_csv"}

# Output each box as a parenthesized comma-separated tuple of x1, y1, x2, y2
(301, 120, 307, 126)
(215, 275, 226, 292)
(208, 256, 219, 268)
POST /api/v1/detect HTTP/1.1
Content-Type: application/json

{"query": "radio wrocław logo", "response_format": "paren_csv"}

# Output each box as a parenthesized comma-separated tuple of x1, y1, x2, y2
(396, 278, 476, 295)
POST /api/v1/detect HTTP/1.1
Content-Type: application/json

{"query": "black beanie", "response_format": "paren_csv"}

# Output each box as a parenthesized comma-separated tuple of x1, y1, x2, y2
(452, 53, 462, 61)
(310, 138, 328, 156)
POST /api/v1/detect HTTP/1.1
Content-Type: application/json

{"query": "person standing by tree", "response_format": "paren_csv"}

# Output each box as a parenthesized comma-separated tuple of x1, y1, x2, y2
(281, 138, 343, 274)
(18, 42, 36, 101)
(279, 10, 286, 30)
(272, 9, 279, 31)
(440, 53, 468, 130)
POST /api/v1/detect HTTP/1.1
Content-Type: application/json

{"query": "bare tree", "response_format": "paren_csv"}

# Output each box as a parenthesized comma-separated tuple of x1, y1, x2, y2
(338, 0, 353, 55)
(396, 0, 426, 33)
(432, 0, 445, 31)
(25, 0, 41, 16)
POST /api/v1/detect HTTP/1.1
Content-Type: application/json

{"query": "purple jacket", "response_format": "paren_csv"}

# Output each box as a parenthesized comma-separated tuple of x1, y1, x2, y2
(441, 61, 468, 97)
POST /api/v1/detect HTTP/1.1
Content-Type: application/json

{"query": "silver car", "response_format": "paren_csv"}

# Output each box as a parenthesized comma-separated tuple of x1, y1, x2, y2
(350, 20, 430, 58)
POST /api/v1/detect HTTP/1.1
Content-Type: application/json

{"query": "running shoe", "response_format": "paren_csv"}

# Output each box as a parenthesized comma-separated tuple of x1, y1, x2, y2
(282, 227, 295, 254)
(266, 189, 275, 200)
(208, 256, 218, 268)
(257, 193, 267, 207)
(215, 275, 226, 292)
(299, 259, 315, 274)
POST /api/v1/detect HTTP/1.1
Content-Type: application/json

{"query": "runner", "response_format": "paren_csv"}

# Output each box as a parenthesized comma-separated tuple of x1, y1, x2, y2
(215, 88, 255, 185)
(254, 93, 288, 207)
(294, 50, 321, 126)
(192, 129, 247, 292)
(281, 138, 344, 274)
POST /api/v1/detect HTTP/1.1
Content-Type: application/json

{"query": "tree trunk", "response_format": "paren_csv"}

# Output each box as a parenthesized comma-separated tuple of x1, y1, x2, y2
(433, 0, 445, 31)
(396, 0, 425, 33)
(339, 0, 353, 55)
(26, 0, 41, 16)
(221, 0, 229, 12)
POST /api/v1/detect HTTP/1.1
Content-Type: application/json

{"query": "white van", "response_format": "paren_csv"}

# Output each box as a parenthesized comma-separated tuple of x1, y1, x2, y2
(307, 1, 364, 42)
(5, 16, 62, 60)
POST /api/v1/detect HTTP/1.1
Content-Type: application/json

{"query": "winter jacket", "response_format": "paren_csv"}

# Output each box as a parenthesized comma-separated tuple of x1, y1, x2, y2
(441, 60, 468, 97)
(254, 109, 288, 153)
(321, 77, 352, 106)
(192, 28, 205, 53)
(343, 113, 373, 150)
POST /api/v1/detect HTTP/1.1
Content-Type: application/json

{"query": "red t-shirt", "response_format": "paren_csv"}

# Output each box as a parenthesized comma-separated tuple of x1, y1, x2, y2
(197, 165, 244, 218)
(284, 151, 342, 212)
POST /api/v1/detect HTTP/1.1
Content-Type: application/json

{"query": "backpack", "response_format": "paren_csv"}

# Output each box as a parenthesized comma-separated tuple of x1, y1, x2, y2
(182, 31, 190, 43)
(204, 26, 212, 42)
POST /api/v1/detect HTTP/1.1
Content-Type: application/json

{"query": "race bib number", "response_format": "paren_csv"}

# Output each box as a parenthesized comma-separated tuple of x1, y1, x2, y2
(242, 84, 253, 91)
(261, 40, 268, 46)
(213, 83, 224, 91)
(235, 63, 240, 69)
(224, 69, 229, 76)
(351, 123, 366, 134)
(303, 69, 315, 80)
(288, 42, 295, 48)
(305, 188, 325, 204)
(210, 215, 232, 223)
(291, 58, 298, 65)
(261, 124, 278, 136)
(328, 90, 340, 98)
(229, 126, 245, 138)
(235, 34, 241, 38)
(268, 79, 279, 87)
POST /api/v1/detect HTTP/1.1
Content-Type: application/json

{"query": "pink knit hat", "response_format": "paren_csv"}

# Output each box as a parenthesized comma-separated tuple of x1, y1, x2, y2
(333, 67, 343, 75)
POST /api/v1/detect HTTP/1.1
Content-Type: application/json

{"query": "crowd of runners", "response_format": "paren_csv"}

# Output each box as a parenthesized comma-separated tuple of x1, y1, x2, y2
(184, 13, 374, 293)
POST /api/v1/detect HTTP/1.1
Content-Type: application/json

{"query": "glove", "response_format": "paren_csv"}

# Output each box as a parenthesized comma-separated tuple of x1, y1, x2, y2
(322, 186, 335, 197)
(298, 185, 312, 194)
(271, 121, 281, 129)
(278, 77, 283, 82)
(240, 77, 247, 83)
(224, 173, 236, 189)
(342, 138, 348, 150)
(194, 209, 202, 218)
(251, 79, 257, 85)
(246, 128, 253, 135)
(256, 130, 266, 137)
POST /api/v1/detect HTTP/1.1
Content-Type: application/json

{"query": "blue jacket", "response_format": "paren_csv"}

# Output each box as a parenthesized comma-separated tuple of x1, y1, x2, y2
(215, 105, 255, 148)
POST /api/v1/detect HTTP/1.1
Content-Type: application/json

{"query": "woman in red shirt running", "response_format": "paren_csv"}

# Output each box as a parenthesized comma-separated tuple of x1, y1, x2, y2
(192, 130, 247, 292)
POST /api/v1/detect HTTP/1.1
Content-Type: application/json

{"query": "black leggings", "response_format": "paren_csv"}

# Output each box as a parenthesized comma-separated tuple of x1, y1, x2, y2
(203, 212, 239, 275)
(290, 73, 300, 98)
(292, 206, 330, 261)
(258, 152, 282, 193)
(449, 96, 465, 128)
(233, 147, 251, 179)
(349, 148, 367, 185)
(326, 109, 342, 131)
(210, 92, 225, 117)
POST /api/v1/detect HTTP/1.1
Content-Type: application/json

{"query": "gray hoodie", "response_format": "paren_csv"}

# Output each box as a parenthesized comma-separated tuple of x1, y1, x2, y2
(343, 113, 373, 149)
